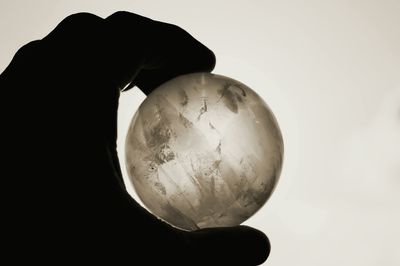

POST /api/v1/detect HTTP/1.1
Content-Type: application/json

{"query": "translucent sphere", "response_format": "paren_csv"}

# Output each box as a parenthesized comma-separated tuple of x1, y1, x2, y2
(125, 73, 283, 231)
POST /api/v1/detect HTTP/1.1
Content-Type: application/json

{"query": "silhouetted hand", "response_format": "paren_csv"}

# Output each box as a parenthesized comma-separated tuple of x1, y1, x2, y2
(1, 12, 269, 265)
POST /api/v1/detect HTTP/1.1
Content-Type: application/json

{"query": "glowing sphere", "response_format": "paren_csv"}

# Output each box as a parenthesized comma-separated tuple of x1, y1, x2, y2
(125, 73, 283, 231)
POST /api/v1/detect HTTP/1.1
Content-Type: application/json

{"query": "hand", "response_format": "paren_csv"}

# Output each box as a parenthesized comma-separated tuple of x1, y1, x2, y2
(1, 12, 269, 265)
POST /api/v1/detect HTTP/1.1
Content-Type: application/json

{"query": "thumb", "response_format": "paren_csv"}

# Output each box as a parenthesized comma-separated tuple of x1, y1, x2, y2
(184, 225, 270, 265)
(104, 11, 216, 95)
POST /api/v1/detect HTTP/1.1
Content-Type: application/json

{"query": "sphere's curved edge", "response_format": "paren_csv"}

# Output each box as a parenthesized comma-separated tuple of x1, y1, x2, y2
(125, 72, 285, 230)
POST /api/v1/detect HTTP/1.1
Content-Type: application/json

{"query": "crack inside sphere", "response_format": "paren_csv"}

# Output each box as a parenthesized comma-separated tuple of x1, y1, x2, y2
(125, 73, 283, 231)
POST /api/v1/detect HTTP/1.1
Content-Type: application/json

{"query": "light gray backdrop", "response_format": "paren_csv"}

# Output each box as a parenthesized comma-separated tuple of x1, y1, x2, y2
(1, 1, 399, 265)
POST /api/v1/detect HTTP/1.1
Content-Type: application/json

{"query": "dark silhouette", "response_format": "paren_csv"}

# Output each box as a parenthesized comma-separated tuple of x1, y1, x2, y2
(1, 12, 269, 265)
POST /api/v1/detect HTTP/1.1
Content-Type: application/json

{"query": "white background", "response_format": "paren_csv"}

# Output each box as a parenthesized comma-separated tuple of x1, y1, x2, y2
(1, 1, 399, 265)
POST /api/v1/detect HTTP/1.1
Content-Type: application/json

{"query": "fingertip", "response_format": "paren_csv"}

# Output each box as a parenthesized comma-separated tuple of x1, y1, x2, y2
(193, 41, 216, 73)
(207, 47, 217, 72)
(239, 226, 271, 265)
(186, 226, 270, 265)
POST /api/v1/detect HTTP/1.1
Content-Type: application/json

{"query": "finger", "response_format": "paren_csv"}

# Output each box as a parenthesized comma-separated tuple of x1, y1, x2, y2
(39, 11, 215, 97)
(37, 13, 124, 148)
(7, 12, 215, 147)
(105, 11, 216, 94)
(11, 12, 215, 95)
(185, 225, 270, 265)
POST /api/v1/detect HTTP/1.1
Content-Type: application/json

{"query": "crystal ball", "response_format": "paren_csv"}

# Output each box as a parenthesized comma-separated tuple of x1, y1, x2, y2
(125, 73, 283, 231)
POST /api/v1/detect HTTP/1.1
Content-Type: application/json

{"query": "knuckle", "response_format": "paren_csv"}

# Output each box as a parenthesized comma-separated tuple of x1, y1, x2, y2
(13, 40, 42, 60)
(1, 40, 43, 77)
(45, 12, 103, 40)
(105, 11, 153, 28)
(59, 12, 102, 27)
(107, 11, 132, 20)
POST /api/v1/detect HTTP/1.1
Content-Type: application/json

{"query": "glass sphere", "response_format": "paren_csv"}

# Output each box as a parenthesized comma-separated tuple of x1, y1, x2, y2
(125, 73, 283, 231)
